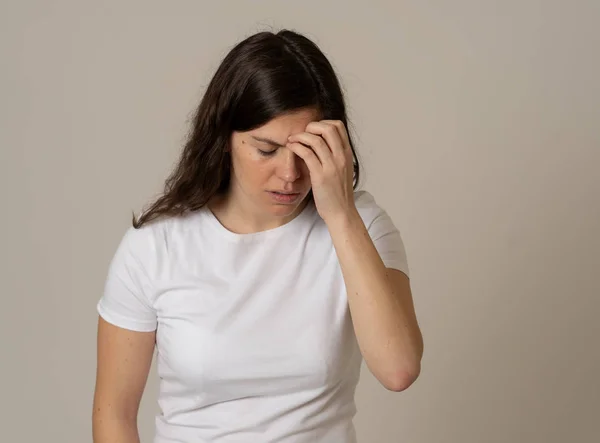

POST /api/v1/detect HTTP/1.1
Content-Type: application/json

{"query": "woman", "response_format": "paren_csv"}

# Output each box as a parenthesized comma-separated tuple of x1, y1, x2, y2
(93, 29, 423, 443)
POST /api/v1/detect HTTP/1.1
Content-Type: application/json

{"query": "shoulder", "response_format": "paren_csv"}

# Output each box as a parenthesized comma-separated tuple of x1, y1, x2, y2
(115, 214, 180, 269)
(353, 189, 389, 228)
(353, 189, 378, 208)
(121, 209, 209, 261)
(121, 218, 164, 252)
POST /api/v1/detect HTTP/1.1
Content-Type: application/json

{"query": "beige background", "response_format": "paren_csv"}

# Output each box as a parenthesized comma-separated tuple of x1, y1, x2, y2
(1, 1, 599, 442)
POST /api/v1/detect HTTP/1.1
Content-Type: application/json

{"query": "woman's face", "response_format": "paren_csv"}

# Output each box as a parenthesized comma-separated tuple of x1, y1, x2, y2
(227, 108, 319, 220)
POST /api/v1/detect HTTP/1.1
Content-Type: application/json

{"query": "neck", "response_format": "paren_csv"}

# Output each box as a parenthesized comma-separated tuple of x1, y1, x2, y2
(208, 188, 309, 234)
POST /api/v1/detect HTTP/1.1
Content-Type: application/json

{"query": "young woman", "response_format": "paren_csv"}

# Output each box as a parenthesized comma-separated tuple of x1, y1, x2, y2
(93, 29, 423, 443)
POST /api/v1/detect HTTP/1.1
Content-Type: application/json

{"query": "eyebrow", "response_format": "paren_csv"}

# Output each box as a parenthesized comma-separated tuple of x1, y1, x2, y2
(251, 136, 286, 148)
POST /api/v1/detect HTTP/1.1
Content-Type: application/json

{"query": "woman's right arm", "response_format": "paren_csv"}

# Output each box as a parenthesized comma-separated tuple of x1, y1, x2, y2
(92, 316, 156, 443)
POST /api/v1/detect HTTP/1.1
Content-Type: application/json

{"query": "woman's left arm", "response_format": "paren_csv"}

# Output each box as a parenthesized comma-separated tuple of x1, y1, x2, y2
(327, 211, 424, 392)
(286, 120, 423, 392)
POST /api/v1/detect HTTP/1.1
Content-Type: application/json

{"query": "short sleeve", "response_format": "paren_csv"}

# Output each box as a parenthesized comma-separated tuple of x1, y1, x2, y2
(96, 226, 158, 332)
(369, 210, 410, 277)
(355, 190, 410, 277)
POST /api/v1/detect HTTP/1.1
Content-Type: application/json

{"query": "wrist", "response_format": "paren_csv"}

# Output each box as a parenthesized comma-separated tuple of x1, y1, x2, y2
(325, 208, 362, 232)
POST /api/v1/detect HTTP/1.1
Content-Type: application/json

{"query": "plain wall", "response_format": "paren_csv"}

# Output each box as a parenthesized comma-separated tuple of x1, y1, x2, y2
(1, 1, 598, 441)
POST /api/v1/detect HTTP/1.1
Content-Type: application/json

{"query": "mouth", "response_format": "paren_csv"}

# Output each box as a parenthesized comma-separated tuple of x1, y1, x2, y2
(268, 191, 302, 203)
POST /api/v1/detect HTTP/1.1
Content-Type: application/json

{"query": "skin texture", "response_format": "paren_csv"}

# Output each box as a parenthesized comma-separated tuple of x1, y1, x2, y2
(92, 317, 155, 442)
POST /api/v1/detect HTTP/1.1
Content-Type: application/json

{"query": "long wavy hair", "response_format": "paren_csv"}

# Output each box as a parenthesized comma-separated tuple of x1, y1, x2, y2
(132, 29, 362, 228)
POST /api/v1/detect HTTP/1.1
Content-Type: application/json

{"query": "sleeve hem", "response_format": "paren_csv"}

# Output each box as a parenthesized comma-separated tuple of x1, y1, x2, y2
(97, 301, 157, 332)
(383, 261, 410, 277)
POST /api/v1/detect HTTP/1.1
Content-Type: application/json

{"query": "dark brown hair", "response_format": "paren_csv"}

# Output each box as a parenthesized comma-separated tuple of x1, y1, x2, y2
(133, 29, 362, 228)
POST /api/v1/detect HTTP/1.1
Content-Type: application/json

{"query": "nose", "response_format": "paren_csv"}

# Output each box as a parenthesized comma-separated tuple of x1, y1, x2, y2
(277, 148, 302, 182)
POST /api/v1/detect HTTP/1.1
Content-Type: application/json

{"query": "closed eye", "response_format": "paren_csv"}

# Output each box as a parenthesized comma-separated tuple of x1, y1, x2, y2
(257, 148, 277, 156)
(251, 135, 285, 153)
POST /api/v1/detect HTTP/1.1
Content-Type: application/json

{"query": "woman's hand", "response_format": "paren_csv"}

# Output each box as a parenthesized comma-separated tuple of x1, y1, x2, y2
(286, 120, 357, 224)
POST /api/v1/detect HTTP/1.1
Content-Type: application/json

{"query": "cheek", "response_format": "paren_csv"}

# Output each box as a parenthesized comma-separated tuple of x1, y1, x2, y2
(234, 150, 273, 183)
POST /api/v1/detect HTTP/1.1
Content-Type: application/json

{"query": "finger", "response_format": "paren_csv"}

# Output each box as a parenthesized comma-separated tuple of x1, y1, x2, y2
(317, 120, 350, 152)
(286, 141, 323, 178)
(287, 132, 333, 166)
(304, 121, 347, 162)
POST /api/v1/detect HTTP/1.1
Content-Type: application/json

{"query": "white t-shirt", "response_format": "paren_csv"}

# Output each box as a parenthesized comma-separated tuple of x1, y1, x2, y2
(97, 190, 410, 443)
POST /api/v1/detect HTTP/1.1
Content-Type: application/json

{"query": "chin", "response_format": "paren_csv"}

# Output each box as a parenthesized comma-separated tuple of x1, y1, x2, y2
(269, 202, 301, 215)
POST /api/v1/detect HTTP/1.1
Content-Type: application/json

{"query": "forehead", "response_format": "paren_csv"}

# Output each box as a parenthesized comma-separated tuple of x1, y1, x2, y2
(253, 108, 321, 135)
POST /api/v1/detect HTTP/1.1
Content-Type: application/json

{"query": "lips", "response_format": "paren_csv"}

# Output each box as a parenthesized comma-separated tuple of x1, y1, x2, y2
(268, 191, 301, 203)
